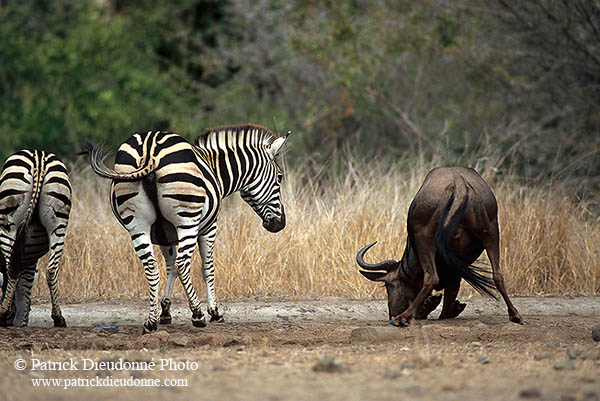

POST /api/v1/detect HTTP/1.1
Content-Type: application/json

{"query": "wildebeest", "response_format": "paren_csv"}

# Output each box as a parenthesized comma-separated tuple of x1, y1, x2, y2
(356, 166, 522, 327)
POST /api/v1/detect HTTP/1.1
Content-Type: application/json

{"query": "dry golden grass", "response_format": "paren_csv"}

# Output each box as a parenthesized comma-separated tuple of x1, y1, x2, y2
(30, 159, 600, 303)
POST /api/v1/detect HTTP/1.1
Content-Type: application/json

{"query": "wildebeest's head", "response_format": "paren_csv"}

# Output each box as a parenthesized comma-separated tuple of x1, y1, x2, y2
(356, 241, 420, 321)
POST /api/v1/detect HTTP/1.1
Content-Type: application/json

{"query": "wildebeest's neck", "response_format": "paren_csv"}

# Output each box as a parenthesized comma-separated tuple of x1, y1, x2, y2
(399, 240, 424, 285)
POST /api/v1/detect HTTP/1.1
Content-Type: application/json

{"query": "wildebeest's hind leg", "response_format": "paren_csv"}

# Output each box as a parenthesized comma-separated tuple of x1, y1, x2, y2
(438, 277, 466, 319)
(483, 227, 522, 324)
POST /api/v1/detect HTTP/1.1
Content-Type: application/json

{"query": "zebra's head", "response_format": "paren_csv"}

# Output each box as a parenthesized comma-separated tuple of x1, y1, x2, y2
(240, 134, 288, 233)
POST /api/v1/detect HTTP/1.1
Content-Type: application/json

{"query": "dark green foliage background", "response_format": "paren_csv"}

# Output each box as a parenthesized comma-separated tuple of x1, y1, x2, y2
(1, 0, 598, 195)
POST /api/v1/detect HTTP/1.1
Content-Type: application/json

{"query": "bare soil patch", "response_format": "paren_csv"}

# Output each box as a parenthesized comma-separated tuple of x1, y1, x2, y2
(0, 297, 598, 401)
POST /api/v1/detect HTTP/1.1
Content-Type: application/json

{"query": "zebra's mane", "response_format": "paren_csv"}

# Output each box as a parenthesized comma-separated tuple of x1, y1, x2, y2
(196, 123, 279, 147)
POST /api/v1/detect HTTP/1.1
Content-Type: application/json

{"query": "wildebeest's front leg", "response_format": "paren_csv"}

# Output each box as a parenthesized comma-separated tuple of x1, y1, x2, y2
(392, 233, 439, 327)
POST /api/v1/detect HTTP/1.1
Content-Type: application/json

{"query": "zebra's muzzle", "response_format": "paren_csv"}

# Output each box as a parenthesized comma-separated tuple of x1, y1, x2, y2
(263, 206, 286, 233)
(263, 216, 285, 233)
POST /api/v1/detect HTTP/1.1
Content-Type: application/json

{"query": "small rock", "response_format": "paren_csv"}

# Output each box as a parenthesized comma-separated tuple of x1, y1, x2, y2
(470, 341, 482, 347)
(350, 327, 378, 342)
(312, 355, 350, 373)
(171, 336, 190, 347)
(141, 337, 160, 349)
(223, 338, 241, 347)
(519, 387, 542, 399)
(554, 359, 575, 370)
(383, 365, 409, 379)
(582, 352, 600, 361)
(583, 391, 599, 401)
(476, 355, 490, 365)
(566, 347, 581, 359)
(152, 330, 170, 343)
(196, 334, 227, 346)
(592, 323, 600, 342)
(213, 363, 229, 371)
(534, 353, 553, 361)
(350, 327, 401, 342)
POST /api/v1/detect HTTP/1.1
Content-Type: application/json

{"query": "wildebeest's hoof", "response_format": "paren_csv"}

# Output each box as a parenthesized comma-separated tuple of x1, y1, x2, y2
(52, 315, 67, 328)
(142, 321, 157, 334)
(416, 294, 442, 319)
(389, 317, 410, 327)
(510, 314, 524, 324)
(192, 311, 206, 328)
(440, 300, 467, 319)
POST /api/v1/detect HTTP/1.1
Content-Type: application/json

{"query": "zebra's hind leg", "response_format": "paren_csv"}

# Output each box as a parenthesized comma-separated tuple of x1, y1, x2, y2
(174, 240, 205, 328)
(159, 245, 177, 325)
(129, 231, 161, 334)
(45, 229, 68, 327)
(0, 275, 17, 326)
(13, 267, 36, 326)
(0, 271, 16, 326)
(199, 230, 224, 323)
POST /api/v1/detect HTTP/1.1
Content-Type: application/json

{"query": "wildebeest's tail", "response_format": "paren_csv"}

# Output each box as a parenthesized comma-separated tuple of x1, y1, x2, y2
(434, 192, 497, 299)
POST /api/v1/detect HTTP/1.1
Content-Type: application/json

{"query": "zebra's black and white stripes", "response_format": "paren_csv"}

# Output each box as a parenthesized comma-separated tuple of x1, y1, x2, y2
(84, 124, 288, 333)
(0, 150, 71, 326)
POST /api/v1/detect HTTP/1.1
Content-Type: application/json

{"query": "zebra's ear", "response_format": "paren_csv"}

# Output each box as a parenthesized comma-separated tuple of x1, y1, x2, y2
(268, 136, 288, 159)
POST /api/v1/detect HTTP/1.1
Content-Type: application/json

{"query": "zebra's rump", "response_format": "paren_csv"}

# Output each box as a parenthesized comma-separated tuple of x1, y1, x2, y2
(0, 150, 71, 276)
(109, 131, 220, 244)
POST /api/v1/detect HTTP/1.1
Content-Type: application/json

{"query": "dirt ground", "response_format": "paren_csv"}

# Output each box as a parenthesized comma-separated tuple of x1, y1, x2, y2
(0, 297, 599, 401)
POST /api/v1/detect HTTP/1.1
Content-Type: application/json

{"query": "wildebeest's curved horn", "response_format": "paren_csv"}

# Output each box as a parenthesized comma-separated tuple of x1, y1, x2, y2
(356, 241, 398, 272)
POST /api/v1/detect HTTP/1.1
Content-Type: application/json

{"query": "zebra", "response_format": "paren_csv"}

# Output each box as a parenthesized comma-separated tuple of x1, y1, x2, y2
(83, 124, 288, 333)
(0, 150, 71, 327)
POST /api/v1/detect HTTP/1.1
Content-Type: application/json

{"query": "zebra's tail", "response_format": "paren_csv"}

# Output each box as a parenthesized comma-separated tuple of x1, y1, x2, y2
(81, 139, 155, 181)
(434, 178, 498, 299)
(9, 154, 45, 276)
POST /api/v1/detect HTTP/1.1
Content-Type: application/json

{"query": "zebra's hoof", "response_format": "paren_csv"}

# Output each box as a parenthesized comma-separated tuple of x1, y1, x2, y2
(160, 298, 172, 324)
(0, 312, 10, 327)
(160, 298, 172, 311)
(210, 314, 224, 323)
(192, 312, 206, 328)
(53, 315, 67, 328)
(209, 308, 224, 323)
(142, 321, 158, 334)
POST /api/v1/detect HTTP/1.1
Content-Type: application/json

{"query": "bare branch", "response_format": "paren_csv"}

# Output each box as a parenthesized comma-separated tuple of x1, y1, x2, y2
(366, 88, 436, 153)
